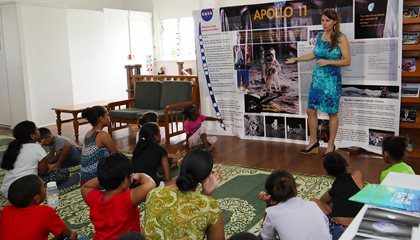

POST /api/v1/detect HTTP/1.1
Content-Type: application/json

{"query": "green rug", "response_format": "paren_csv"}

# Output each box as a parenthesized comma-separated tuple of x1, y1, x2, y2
(0, 134, 333, 237)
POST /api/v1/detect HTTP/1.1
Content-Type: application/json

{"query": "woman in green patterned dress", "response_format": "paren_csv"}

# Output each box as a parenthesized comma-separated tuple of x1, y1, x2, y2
(143, 149, 225, 240)
(286, 9, 351, 155)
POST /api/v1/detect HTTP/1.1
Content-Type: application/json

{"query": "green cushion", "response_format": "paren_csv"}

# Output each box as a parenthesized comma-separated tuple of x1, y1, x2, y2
(134, 81, 162, 110)
(159, 81, 192, 109)
(109, 108, 142, 120)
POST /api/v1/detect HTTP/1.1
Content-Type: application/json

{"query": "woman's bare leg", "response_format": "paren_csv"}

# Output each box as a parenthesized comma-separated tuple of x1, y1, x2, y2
(306, 108, 318, 148)
(327, 113, 339, 153)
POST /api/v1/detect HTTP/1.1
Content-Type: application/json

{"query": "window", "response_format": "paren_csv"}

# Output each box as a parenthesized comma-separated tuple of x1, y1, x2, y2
(160, 17, 195, 60)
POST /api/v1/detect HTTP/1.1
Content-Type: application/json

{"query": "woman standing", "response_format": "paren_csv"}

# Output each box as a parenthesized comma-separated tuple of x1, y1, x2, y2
(286, 9, 351, 155)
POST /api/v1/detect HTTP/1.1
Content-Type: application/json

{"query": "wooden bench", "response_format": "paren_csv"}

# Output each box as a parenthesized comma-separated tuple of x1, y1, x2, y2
(107, 75, 200, 146)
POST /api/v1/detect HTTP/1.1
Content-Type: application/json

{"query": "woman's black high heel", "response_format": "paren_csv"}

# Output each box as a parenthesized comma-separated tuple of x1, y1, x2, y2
(324, 145, 336, 156)
(300, 141, 320, 154)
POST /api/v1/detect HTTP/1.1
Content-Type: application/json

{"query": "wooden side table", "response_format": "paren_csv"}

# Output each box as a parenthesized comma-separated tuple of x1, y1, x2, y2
(51, 101, 112, 143)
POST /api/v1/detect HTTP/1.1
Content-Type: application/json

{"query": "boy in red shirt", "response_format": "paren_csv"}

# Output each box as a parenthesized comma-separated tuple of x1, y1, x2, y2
(0, 175, 77, 240)
(81, 152, 155, 240)
(182, 105, 221, 150)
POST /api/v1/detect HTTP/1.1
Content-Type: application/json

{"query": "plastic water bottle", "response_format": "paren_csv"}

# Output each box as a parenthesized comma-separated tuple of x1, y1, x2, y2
(46, 181, 59, 208)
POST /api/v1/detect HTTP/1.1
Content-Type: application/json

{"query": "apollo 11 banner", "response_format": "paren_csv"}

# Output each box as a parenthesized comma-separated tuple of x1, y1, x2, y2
(193, 0, 402, 154)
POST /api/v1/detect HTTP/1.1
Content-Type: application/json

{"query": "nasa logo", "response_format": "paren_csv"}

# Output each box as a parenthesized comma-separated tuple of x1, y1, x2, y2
(201, 9, 213, 21)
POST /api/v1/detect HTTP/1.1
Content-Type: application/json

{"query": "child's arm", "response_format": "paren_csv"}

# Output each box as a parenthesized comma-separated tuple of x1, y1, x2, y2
(352, 170, 364, 189)
(310, 192, 332, 215)
(320, 192, 332, 204)
(205, 116, 222, 122)
(207, 215, 225, 240)
(45, 151, 55, 161)
(48, 141, 74, 171)
(130, 173, 156, 205)
(38, 156, 49, 175)
(80, 178, 101, 201)
(97, 131, 118, 153)
(160, 155, 171, 182)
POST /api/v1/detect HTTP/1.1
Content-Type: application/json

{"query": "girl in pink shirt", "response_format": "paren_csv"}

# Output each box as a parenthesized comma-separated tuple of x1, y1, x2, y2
(182, 105, 221, 150)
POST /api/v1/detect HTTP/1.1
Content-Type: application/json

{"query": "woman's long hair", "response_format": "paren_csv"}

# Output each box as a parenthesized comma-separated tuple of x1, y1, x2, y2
(1, 121, 37, 170)
(176, 149, 213, 192)
(323, 8, 340, 51)
(132, 122, 160, 159)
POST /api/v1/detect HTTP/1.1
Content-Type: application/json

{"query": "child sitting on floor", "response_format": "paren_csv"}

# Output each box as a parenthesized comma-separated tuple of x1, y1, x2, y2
(81, 153, 155, 240)
(1, 121, 71, 198)
(380, 136, 415, 182)
(80, 105, 118, 184)
(0, 175, 78, 239)
(132, 122, 171, 186)
(259, 170, 331, 240)
(311, 152, 364, 240)
(136, 111, 159, 143)
(39, 127, 81, 171)
(182, 105, 221, 150)
(135, 111, 185, 166)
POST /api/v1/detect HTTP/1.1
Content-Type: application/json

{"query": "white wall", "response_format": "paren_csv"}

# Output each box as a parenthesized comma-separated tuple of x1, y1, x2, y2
(0, 4, 28, 127)
(0, 3, 153, 127)
(67, 8, 153, 104)
(103, 8, 133, 100)
(123, 0, 152, 12)
(0, 0, 123, 10)
(67, 9, 108, 104)
(0, 0, 156, 12)
(19, 4, 74, 126)
(0, 6, 12, 126)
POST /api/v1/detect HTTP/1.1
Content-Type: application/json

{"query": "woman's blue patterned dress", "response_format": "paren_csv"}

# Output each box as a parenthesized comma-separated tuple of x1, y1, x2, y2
(308, 31, 343, 114)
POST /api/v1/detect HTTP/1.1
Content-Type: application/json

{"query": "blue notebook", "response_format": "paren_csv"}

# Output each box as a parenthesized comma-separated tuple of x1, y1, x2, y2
(350, 184, 420, 213)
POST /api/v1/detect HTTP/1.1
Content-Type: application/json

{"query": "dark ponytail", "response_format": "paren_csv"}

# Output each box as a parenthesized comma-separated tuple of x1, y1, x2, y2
(132, 122, 160, 159)
(81, 105, 107, 126)
(2, 121, 37, 170)
(176, 149, 213, 192)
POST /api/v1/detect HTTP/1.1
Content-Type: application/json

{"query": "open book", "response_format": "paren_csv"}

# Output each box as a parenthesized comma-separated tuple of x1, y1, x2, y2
(350, 184, 420, 212)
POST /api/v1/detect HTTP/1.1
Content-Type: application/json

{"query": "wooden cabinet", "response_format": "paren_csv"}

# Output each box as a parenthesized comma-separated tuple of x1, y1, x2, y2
(401, 0, 420, 157)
